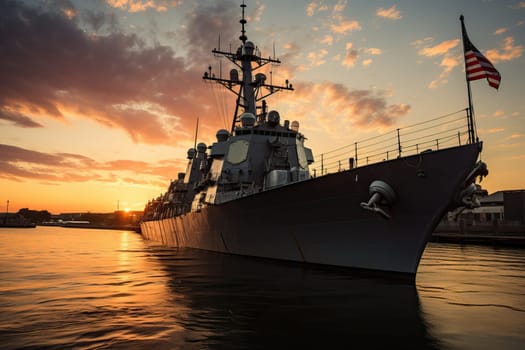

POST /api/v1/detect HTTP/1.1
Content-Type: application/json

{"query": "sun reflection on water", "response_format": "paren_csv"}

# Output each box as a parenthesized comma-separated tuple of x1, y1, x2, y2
(417, 243, 525, 350)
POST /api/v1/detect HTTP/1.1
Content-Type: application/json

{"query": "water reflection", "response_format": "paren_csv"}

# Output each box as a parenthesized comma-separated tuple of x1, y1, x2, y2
(417, 243, 525, 350)
(2, 228, 523, 349)
(0, 228, 190, 349)
(151, 246, 441, 349)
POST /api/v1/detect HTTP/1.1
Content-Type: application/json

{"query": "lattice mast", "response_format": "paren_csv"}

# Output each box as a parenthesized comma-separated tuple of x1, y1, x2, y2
(203, 1, 294, 133)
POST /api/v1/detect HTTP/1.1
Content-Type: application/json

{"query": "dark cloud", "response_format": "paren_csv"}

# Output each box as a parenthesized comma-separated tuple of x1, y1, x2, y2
(0, 0, 225, 146)
(0, 0, 409, 157)
(0, 143, 184, 185)
(0, 144, 65, 165)
(0, 108, 43, 128)
(0, 144, 99, 181)
(184, 0, 238, 67)
(293, 82, 410, 129)
(81, 10, 119, 33)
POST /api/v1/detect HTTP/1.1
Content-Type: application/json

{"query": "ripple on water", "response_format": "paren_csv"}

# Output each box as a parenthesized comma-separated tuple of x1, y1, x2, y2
(1, 229, 524, 349)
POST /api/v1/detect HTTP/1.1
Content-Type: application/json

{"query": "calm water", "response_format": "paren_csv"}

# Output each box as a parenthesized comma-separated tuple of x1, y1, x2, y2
(0, 227, 524, 349)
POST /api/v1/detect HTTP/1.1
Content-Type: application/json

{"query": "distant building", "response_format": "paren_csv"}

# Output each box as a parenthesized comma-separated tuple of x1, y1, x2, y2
(452, 191, 504, 224)
(438, 189, 525, 235)
(503, 190, 525, 224)
(0, 213, 36, 227)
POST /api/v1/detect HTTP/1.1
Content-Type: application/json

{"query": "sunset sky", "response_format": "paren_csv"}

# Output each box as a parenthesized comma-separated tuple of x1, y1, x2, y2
(1, 0, 524, 214)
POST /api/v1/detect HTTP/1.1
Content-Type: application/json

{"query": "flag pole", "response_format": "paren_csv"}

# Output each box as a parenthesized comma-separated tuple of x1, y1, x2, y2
(460, 15, 476, 144)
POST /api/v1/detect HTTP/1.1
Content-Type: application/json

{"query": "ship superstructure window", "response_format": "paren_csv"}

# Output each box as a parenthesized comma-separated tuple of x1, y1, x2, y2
(226, 139, 250, 164)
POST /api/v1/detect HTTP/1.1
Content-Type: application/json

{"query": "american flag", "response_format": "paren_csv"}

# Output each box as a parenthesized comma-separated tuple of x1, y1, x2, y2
(462, 20, 501, 89)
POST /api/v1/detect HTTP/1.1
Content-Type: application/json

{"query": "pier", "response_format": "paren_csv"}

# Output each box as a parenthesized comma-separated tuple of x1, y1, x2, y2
(433, 222, 525, 246)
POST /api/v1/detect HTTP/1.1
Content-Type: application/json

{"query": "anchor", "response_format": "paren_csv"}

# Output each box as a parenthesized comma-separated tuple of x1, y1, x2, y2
(360, 180, 397, 220)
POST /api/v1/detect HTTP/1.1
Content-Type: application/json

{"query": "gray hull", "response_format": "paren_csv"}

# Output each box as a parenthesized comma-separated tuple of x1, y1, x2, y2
(141, 143, 480, 276)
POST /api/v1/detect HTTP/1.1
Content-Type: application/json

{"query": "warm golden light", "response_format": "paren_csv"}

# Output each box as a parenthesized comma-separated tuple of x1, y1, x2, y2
(0, 1, 523, 214)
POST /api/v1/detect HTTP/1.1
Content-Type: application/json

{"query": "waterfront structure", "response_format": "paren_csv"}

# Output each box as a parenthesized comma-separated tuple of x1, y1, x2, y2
(437, 190, 525, 240)
(0, 213, 36, 228)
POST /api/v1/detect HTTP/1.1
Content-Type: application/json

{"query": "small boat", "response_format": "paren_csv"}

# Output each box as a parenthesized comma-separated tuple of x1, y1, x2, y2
(140, 3, 488, 278)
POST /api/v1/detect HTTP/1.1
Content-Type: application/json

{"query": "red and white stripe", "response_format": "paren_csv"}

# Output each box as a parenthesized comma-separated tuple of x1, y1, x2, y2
(465, 49, 501, 89)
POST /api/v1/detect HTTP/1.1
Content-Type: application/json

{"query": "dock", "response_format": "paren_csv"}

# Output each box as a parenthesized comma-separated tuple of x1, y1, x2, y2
(433, 222, 525, 246)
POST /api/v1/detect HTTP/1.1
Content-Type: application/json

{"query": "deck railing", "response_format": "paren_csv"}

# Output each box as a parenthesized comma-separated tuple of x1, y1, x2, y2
(311, 109, 471, 176)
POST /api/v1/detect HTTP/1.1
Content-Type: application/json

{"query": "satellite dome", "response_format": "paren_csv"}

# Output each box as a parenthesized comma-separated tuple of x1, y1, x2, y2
(240, 112, 256, 127)
(216, 129, 230, 142)
(243, 41, 255, 55)
(254, 73, 266, 86)
(197, 142, 207, 153)
(187, 148, 196, 159)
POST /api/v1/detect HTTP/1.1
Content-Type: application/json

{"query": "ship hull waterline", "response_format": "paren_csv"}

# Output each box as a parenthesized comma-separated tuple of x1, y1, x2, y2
(141, 143, 481, 277)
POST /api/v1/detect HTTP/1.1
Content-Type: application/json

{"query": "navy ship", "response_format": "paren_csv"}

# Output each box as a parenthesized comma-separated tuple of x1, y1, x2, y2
(140, 3, 488, 277)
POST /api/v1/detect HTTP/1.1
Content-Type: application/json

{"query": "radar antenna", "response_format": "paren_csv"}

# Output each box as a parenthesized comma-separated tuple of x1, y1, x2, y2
(240, 1, 247, 43)
(203, 1, 294, 133)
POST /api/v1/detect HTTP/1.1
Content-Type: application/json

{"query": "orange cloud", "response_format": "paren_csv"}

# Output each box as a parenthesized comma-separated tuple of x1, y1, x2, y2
(362, 58, 373, 67)
(0, 1, 235, 148)
(364, 48, 382, 55)
(411, 37, 433, 47)
(306, 2, 317, 16)
(308, 49, 329, 66)
(485, 36, 523, 63)
(333, 1, 346, 14)
(328, 1, 361, 35)
(0, 143, 184, 187)
(330, 19, 362, 34)
(418, 39, 460, 57)
(339, 44, 382, 68)
(106, 0, 178, 13)
(0, 1, 411, 187)
(376, 5, 402, 20)
(319, 35, 334, 45)
(306, 1, 329, 17)
(342, 43, 359, 68)
(287, 82, 410, 131)
(427, 55, 462, 88)
(414, 38, 462, 88)
(0, 109, 44, 128)
(440, 55, 461, 75)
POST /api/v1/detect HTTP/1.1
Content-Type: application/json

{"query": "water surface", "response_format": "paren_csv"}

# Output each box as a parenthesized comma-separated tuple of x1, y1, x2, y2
(0, 226, 523, 349)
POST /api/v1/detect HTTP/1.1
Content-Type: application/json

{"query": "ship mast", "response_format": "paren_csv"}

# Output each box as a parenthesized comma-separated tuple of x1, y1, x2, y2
(203, 1, 294, 133)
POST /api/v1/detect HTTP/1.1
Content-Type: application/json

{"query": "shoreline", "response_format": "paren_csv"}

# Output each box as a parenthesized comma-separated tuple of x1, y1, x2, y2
(37, 223, 140, 232)
(432, 222, 525, 246)
(30, 223, 525, 247)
